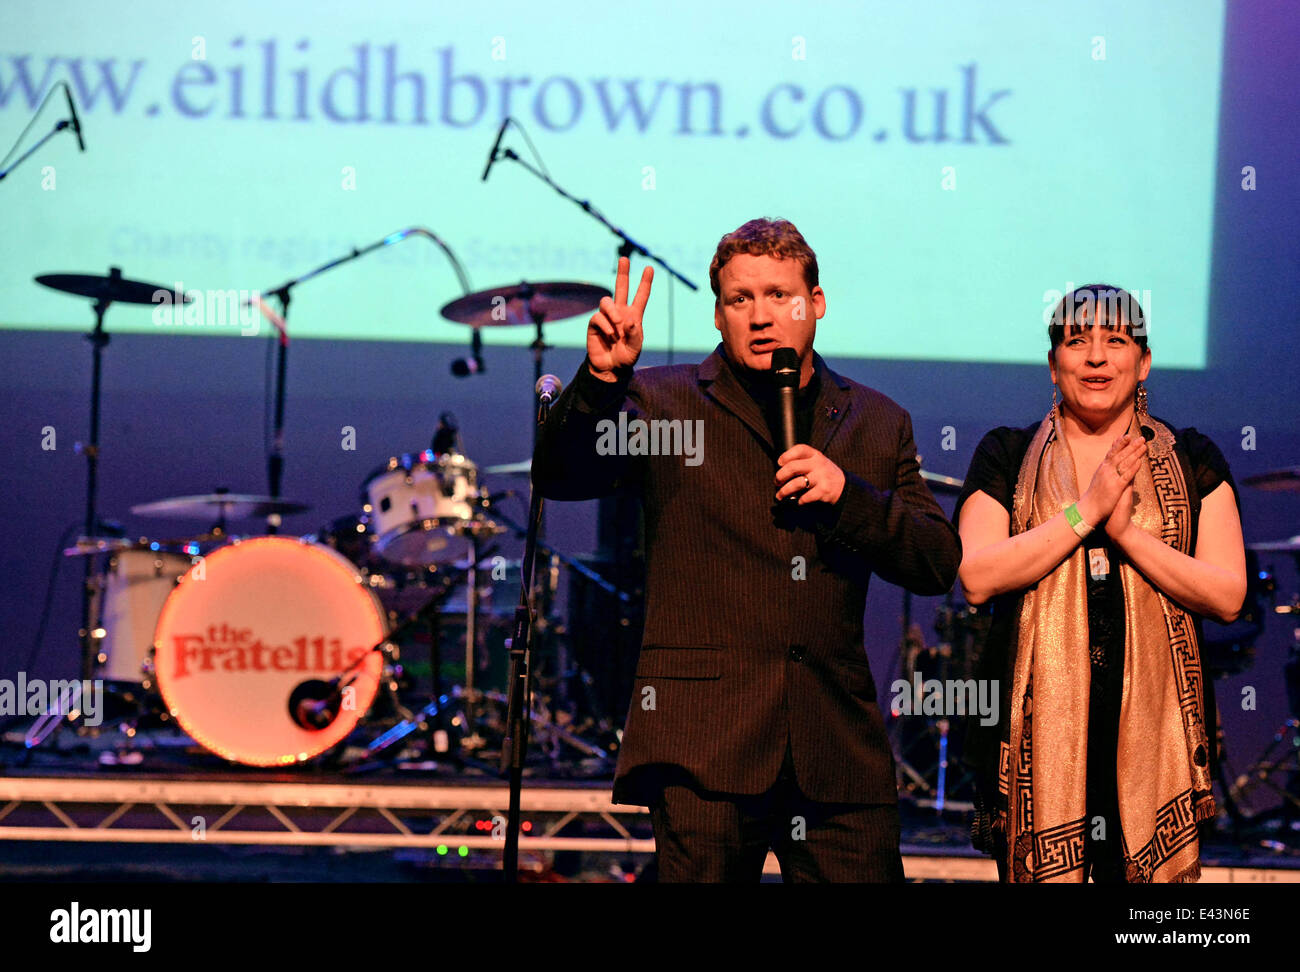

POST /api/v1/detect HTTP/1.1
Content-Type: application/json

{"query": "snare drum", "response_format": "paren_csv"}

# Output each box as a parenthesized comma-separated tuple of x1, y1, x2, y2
(361, 450, 485, 567)
(152, 536, 387, 766)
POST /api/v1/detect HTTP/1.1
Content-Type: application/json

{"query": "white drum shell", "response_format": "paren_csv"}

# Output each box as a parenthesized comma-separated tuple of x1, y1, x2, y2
(363, 453, 482, 566)
(94, 548, 192, 684)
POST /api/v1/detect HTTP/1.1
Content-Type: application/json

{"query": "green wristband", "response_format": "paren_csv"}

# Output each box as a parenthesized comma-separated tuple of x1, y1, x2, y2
(1064, 502, 1092, 538)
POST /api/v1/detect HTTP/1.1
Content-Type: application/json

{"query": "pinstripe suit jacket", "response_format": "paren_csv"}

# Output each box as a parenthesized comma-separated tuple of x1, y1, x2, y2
(533, 345, 961, 805)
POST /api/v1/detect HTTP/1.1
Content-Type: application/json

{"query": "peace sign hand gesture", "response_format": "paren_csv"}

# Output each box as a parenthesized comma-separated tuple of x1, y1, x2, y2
(587, 256, 653, 380)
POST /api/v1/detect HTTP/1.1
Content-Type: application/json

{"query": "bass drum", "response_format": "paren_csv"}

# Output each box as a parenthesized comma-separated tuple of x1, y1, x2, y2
(153, 536, 387, 766)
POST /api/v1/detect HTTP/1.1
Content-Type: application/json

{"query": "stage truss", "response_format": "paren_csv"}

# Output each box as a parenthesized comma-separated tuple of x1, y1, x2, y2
(1, 774, 1295, 882)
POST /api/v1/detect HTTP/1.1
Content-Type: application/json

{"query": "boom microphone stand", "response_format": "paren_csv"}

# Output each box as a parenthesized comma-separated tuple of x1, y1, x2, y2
(248, 227, 472, 528)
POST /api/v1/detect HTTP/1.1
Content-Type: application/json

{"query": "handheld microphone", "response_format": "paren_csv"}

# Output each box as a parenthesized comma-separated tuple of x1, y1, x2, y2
(481, 117, 509, 182)
(535, 374, 563, 404)
(770, 347, 800, 455)
(62, 82, 85, 152)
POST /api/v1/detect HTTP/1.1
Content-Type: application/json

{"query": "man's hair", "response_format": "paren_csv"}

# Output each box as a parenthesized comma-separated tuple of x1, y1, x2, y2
(708, 218, 819, 303)
(1047, 283, 1149, 355)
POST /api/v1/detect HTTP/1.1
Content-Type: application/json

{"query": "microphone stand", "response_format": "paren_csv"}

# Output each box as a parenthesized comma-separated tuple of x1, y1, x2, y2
(500, 388, 554, 882)
(0, 80, 82, 184)
(0, 120, 77, 182)
(492, 148, 698, 294)
(248, 227, 472, 527)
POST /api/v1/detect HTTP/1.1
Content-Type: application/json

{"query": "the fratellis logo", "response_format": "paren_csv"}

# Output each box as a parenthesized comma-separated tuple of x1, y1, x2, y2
(595, 411, 704, 467)
(171, 623, 370, 678)
(49, 902, 151, 952)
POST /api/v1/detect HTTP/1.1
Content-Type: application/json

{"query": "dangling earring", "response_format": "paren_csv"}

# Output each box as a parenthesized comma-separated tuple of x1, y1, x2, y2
(1051, 382, 1058, 414)
(1135, 380, 1149, 417)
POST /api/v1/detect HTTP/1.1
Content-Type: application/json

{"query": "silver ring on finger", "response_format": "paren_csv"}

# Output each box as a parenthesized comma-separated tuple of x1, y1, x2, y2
(802, 475, 812, 491)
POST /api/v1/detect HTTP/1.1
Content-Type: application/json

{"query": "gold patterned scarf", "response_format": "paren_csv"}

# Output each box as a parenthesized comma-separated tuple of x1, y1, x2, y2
(1000, 409, 1215, 883)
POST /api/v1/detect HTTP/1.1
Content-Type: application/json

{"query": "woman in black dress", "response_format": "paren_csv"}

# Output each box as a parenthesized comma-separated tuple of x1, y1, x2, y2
(954, 285, 1246, 883)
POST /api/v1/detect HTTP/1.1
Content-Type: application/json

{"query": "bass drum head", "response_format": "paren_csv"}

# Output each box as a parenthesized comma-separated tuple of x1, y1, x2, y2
(153, 536, 386, 766)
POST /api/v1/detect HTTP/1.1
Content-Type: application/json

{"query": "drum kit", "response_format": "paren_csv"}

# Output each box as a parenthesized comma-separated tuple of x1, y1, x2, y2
(31, 267, 633, 772)
(24, 266, 1300, 830)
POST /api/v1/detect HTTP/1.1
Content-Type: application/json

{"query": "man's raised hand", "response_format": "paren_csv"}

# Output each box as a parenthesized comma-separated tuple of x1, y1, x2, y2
(587, 256, 653, 380)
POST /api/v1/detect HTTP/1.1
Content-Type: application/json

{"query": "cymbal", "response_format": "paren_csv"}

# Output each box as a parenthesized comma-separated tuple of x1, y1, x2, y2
(440, 281, 610, 327)
(1247, 535, 1300, 553)
(131, 494, 309, 520)
(921, 470, 964, 495)
(35, 272, 189, 306)
(1241, 468, 1300, 492)
(483, 460, 531, 476)
(62, 534, 223, 557)
(62, 536, 139, 557)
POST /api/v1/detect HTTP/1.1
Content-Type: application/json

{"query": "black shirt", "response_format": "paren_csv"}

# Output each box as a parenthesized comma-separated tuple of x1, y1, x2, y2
(720, 345, 823, 448)
(952, 420, 1236, 782)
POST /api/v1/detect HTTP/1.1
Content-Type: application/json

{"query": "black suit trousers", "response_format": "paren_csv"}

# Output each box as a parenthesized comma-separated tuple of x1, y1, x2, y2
(647, 748, 905, 883)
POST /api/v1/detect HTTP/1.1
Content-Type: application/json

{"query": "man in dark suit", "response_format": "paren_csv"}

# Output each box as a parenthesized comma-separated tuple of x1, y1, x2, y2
(533, 218, 960, 882)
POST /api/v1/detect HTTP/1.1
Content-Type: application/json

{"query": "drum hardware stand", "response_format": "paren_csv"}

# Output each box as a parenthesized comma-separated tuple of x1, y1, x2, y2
(486, 504, 633, 756)
(1224, 717, 1300, 829)
(459, 533, 486, 750)
(77, 271, 119, 686)
(28, 267, 176, 750)
(351, 567, 476, 763)
(889, 594, 981, 810)
(1222, 598, 1300, 832)
(262, 286, 289, 534)
(1214, 722, 1252, 840)
(889, 590, 936, 800)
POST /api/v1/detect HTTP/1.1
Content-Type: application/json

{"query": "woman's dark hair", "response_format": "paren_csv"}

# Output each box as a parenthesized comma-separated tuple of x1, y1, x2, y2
(1047, 283, 1149, 355)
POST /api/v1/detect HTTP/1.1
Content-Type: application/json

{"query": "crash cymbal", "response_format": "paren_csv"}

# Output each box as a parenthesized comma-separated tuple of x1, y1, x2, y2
(130, 494, 309, 520)
(35, 271, 189, 306)
(1247, 535, 1300, 553)
(1242, 468, 1300, 492)
(921, 470, 964, 495)
(440, 281, 610, 327)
